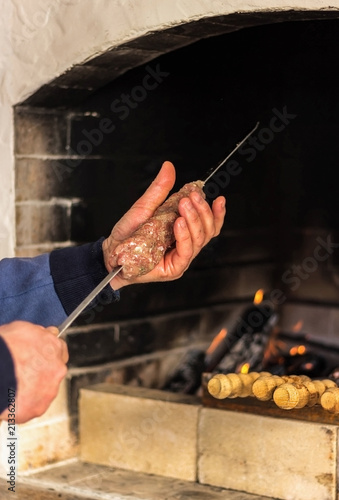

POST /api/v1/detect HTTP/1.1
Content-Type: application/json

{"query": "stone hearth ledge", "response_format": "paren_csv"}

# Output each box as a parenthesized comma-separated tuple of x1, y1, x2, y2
(79, 383, 338, 500)
(11, 458, 273, 500)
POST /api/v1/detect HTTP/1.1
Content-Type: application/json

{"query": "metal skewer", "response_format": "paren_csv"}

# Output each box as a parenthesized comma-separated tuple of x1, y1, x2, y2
(203, 122, 259, 184)
(57, 265, 123, 338)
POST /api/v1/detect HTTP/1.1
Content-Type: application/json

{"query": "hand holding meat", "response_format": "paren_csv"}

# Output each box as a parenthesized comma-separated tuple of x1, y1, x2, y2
(102, 161, 226, 288)
(0, 322, 69, 423)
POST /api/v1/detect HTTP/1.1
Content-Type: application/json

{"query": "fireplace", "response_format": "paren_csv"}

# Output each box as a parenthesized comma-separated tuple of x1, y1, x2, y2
(14, 14, 339, 369)
(2, 2, 339, 499)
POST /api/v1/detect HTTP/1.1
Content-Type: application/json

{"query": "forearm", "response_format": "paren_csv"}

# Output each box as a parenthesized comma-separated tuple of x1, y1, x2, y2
(0, 253, 66, 327)
(0, 238, 119, 328)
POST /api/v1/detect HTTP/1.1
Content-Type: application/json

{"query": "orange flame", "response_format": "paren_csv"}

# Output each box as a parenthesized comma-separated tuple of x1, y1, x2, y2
(206, 328, 227, 354)
(240, 362, 250, 374)
(253, 289, 264, 305)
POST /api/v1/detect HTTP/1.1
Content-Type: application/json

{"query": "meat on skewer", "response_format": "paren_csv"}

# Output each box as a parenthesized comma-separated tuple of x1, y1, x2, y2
(110, 180, 205, 279)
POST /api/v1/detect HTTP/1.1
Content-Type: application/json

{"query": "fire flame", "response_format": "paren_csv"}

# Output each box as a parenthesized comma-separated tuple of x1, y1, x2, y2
(253, 289, 264, 305)
(289, 345, 306, 356)
(240, 362, 250, 374)
(206, 328, 227, 354)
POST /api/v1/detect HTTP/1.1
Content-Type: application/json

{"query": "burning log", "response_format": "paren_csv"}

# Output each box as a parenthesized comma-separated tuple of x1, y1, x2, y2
(205, 290, 278, 373)
(163, 290, 277, 395)
(161, 348, 205, 394)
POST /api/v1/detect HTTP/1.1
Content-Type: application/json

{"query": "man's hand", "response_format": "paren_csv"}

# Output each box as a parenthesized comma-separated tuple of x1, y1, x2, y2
(102, 161, 226, 288)
(0, 321, 68, 424)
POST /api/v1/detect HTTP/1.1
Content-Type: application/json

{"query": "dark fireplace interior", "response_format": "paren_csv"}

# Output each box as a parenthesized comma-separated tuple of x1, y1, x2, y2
(14, 16, 339, 431)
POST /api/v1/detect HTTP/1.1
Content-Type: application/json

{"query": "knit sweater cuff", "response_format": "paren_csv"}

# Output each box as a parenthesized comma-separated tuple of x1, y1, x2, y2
(49, 238, 119, 316)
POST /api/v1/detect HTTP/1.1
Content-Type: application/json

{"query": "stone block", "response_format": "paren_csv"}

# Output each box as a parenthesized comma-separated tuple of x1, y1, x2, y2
(14, 109, 68, 156)
(198, 407, 338, 500)
(79, 383, 200, 481)
(0, 380, 76, 474)
(16, 202, 71, 245)
(121, 30, 191, 52)
(17, 416, 77, 471)
(22, 84, 94, 109)
(83, 45, 162, 71)
(15, 158, 68, 202)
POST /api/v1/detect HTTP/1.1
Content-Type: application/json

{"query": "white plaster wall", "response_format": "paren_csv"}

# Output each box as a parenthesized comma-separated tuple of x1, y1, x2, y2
(0, 0, 338, 258)
(0, 1, 15, 258)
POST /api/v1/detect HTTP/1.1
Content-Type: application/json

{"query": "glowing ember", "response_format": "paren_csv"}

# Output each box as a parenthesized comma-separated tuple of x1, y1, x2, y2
(253, 289, 264, 305)
(297, 345, 306, 355)
(289, 345, 306, 356)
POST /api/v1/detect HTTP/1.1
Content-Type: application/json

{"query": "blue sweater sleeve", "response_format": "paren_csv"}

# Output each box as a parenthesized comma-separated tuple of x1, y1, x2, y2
(0, 252, 66, 327)
(0, 238, 119, 327)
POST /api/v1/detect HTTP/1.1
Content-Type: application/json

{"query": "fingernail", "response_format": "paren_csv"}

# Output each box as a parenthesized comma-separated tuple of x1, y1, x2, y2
(192, 192, 203, 204)
(179, 218, 187, 229)
(184, 199, 193, 210)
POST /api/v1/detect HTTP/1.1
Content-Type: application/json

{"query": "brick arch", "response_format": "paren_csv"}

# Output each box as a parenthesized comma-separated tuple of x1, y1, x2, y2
(19, 9, 339, 109)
